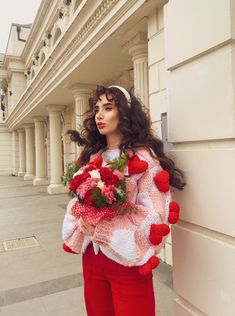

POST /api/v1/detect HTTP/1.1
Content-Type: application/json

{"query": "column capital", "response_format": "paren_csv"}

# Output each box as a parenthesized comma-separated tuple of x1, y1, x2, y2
(122, 32, 147, 55)
(128, 43, 148, 61)
(32, 116, 47, 123)
(46, 104, 65, 112)
(23, 123, 34, 129)
(69, 83, 96, 99)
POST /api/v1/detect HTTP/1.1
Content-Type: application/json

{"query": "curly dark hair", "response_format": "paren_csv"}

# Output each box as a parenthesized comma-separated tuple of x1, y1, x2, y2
(67, 86, 186, 190)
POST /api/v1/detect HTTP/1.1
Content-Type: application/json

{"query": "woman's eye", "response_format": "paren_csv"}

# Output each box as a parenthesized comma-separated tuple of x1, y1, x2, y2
(105, 107, 112, 111)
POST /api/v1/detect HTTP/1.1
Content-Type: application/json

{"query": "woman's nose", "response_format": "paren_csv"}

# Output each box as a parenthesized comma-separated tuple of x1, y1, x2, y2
(97, 109, 104, 119)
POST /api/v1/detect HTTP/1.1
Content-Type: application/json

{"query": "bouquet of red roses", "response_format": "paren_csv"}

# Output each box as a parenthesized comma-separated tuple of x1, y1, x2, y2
(68, 152, 129, 225)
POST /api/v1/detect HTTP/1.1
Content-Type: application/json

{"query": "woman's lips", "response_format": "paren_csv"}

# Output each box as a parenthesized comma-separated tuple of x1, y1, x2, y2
(97, 123, 105, 129)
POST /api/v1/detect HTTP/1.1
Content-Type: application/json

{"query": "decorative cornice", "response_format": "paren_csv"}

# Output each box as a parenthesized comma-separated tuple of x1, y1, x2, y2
(22, 0, 55, 61)
(7, 0, 142, 129)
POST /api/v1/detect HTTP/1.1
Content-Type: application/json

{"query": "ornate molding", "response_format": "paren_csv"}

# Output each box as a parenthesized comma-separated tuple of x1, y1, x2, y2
(7, 0, 142, 129)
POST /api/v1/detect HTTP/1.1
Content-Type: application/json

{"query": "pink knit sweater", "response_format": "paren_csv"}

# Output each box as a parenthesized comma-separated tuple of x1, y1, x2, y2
(62, 148, 171, 266)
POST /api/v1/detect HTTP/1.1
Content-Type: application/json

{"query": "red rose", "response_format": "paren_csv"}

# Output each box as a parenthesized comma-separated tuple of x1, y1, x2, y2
(100, 167, 119, 185)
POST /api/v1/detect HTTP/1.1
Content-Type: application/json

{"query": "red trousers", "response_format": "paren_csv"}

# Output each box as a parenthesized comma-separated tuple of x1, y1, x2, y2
(82, 243, 155, 316)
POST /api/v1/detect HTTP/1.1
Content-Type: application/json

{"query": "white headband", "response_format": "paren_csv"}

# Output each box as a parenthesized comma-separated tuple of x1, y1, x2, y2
(108, 85, 131, 106)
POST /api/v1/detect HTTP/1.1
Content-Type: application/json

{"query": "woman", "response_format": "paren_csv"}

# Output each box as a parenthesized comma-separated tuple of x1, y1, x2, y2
(62, 85, 185, 316)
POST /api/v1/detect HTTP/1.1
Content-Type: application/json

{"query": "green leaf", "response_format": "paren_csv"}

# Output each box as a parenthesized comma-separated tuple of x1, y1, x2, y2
(61, 161, 82, 186)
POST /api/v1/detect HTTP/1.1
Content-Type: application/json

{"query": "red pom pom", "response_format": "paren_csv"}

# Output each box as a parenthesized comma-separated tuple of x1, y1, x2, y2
(168, 201, 180, 224)
(128, 155, 148, 175)
(149, 224, 170, 245)
(157, 182, 170, 192)
(63, 243, 77, 254)
(157, 224, 170, 236)
(169, 201, 180, 213)
(153, 170, 170, 192)
(149, 256, 160, 269)
(138, 256, 160, 275)
(150, 233, 163, 245)
(138, 262, 152, 276)
(154, 170, 170, 182)
(168, 212, 179, 224)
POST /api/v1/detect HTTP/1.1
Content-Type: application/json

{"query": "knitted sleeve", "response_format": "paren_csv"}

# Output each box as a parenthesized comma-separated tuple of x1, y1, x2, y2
(93, 151, 171, 266)
(62, 197, 87, 253)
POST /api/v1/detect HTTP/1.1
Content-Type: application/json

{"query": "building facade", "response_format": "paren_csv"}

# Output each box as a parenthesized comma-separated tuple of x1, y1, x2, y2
(0, 0, 234, 315)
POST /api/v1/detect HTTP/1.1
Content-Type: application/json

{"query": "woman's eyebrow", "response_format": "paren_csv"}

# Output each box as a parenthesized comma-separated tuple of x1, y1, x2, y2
(103, 102, 113, 106)
(94, 102, 113, 107)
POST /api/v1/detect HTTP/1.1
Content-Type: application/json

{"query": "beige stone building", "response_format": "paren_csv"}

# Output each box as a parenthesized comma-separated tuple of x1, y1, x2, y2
(0, 0, 234, 315)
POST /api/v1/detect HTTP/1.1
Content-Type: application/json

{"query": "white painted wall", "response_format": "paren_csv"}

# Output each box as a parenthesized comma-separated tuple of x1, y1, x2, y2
(165, 0, 235, 315)
(148, 8, 173, 265)
(0, 127, 12, 175)
(6, 25, 31, 56)
(8, 72, 27, 113)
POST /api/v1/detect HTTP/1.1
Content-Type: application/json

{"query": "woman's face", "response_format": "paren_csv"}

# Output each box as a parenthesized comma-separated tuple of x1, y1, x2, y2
(94, 94, 120, 137)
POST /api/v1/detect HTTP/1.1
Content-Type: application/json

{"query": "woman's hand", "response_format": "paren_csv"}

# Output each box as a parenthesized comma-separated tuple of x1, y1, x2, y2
(80, 218, 95, 236)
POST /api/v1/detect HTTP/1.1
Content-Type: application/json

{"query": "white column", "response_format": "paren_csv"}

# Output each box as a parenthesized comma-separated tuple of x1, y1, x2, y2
(33, 117, 48, 185)
(24, 124, 35, 180)
(128, 33, 149, 106)
(47, 105, 67, 194)
(70, 84, 94, 157)
(12, 130, 19, 176)
(17, 129, 26, 177)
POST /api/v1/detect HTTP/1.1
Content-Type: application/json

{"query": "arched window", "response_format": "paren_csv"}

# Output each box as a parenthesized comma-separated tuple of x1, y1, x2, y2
(40, 52, 46, 65)
(53, 28, 62, 45)
(74, 0, 82, 12)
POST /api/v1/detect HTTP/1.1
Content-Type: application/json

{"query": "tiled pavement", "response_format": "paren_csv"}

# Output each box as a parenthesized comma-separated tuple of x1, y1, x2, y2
(0, 175, 176, 315)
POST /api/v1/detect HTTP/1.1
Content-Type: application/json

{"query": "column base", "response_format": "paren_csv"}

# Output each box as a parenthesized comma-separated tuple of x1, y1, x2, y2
(24, 174, 35, 180)
(33, 178, 49, 186)
(18, 172, 25, 177)
(47, 183, 68, 194)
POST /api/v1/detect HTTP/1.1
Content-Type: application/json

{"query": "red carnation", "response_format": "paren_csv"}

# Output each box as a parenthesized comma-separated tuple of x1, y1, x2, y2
(100, 167, 119, 185)
(80, 171, 90, 182)
(84, 189, 94, 206)
(69, 175, 81, 192)
(69, 172, 90, 192)
(84, 165, 95, 172)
